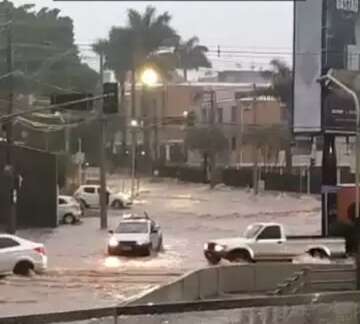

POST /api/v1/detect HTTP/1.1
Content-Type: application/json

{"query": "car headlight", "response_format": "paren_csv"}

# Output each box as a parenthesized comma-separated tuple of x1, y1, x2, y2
(108, 237, 118, 247)
(203, 243, 209, 250)
(214, 245, 225, 252)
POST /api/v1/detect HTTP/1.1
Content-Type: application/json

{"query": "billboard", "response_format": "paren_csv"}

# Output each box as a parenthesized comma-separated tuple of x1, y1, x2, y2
(293, 0, 323, 133)
(322, 0, 360, 134)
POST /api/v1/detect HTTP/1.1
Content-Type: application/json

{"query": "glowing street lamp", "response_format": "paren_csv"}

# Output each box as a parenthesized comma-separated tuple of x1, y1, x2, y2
(130, 119, 139, 128)
(141, 68, 159, 87)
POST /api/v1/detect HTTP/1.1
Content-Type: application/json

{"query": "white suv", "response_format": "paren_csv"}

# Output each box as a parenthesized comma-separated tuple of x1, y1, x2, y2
(74, 185, 132, 209)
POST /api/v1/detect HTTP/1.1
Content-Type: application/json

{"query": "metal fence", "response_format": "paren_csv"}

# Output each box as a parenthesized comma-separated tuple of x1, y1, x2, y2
(1, 291, 360, 324)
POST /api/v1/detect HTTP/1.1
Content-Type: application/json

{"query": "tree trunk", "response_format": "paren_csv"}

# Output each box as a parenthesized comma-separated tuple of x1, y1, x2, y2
(183, 68, 188, 82)
(210, 150, 216, 189)
(285, 144, 292, 172)
(203, 152, 208, 183)
(131, 66, 136, 118)
(119, 78, 127, 153)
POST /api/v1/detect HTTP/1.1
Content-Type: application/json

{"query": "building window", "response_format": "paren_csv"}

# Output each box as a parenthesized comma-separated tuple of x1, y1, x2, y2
(217, 108, 223, 123)
(231, 136, 236, 151)
(231, 106, 237, 122)
(202, 108, 207, 122)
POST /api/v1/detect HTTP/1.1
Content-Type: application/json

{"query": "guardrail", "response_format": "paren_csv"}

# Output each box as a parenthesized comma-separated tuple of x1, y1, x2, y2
(1, 291, 360, 324)
(270, 266, 356, 296)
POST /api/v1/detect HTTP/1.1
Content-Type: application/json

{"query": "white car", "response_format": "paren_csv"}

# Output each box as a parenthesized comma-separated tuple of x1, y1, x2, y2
(107, 213, 163, 256)
(0, 234, 47, 275)
(58, 195, 82, 225)
(74, 185, 132, 209)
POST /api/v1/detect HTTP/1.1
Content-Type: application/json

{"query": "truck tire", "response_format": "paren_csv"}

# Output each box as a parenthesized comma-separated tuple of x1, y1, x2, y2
(228, 250, 252, 263)
(206, 255, 221, 265)
(309, 249, 328, 259)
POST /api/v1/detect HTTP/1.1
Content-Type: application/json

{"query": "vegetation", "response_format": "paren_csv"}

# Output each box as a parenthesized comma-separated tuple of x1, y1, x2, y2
(186, 126, 228, 188)
(0, 1, 98, 97)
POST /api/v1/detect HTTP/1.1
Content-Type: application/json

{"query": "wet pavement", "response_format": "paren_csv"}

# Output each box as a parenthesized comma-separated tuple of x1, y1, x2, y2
(1, 179, 327, 317)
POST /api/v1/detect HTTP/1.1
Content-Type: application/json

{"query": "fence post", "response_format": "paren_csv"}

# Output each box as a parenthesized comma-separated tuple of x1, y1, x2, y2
(307, 166, 310, 194)
(113, 309, 118, 324)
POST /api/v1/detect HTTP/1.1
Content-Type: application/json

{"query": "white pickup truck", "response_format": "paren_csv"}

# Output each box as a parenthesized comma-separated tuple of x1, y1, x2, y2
(203, 222, 346, 265)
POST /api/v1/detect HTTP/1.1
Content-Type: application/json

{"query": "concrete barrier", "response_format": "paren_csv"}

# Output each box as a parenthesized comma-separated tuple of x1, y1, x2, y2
(129, 263, 357, 305)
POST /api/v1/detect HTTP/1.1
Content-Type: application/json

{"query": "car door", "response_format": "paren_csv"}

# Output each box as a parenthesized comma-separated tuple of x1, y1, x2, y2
(150, 222, 160, 250)
(252, 226, 286, 261)
(83, 186, 97, 207)
(0, 237, 21, 274)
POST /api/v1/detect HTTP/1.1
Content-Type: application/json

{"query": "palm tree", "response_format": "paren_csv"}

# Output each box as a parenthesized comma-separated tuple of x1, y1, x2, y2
(175, 36, 211, 81)
(266, 59, 293, 170)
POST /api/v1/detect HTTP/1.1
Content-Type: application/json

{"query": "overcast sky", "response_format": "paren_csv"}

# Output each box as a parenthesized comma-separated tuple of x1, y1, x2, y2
(14, 0, 293, 71)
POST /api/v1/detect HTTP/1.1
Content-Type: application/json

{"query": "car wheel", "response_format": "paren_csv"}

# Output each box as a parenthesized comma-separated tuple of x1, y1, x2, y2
(112, 200, 124, 209)
(142, 247, 151, 257)
(63, 214, 75, 225)
(309, 249, 328, 259)
(13, 261, 34, 276)
(107, 247, 117, 256)
(228, 250, 252, 263)
(206, 255, 221, 265)
(157, 237, 163, 252)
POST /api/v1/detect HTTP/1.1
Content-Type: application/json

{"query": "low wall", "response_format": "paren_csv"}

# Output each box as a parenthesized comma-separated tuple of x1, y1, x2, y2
(129, 263, 356, 305)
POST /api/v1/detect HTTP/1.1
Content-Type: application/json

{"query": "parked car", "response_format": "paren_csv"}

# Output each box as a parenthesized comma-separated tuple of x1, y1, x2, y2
(58, 195, 82, 225)
(0, 234, 47, 275)
(74, 185, 132, 209)
(107, 213, 163, 256)
(203, 222, 346, 265)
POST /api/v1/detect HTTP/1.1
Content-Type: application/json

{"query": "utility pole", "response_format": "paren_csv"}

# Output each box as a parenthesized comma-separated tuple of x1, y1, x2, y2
(4, 10, 16, 234)
(252, 83, 258, 195)
(209, 90, 216, 189)
(153, 106, 159, 163)
(99, 51, 107, 229)
(78, 138, 83, 186)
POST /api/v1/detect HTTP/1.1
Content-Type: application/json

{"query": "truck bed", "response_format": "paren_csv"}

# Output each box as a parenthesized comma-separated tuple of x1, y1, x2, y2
(287, 235, 341, 240)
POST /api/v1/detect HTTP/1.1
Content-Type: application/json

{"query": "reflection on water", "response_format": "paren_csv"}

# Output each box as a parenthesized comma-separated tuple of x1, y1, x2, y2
(104, 256, 122, 268)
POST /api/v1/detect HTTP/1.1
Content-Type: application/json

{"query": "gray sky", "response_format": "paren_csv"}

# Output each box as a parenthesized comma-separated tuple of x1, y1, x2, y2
(14, 0, 293, 71)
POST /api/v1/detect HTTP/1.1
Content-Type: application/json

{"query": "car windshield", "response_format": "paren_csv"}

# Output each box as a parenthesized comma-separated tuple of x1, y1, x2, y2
(244, 225, 263, 239)
(115, 222, 148, 234)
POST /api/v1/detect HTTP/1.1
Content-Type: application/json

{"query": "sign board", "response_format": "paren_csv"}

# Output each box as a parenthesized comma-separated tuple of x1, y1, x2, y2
(293, 0, 360, 135)
(293, 0, 323, 133)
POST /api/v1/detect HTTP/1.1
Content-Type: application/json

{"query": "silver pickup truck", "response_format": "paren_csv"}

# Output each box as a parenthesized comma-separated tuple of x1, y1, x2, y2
(203, 222, 346, 265)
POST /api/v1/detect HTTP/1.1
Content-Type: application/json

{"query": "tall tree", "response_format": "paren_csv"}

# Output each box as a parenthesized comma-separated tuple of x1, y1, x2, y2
(0, 1, 98, 97)
(186, 126, 228, 188)
(261, 59, 293, 170)
(175, 36, 211, 81)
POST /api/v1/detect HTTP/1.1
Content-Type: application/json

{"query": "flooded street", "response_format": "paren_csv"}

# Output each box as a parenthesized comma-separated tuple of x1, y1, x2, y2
(1, 180, 325, 316)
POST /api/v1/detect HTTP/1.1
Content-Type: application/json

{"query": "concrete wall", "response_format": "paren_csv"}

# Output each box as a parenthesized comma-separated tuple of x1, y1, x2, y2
(129, 263, 356, 305)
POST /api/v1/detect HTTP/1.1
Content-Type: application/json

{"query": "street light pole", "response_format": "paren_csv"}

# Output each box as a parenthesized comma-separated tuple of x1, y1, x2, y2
(98, 51, 107, 229)
(4, 10, 16, 234)
(130, 119, 138, 199)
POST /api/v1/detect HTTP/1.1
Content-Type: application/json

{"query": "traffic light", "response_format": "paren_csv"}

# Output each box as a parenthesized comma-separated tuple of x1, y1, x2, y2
(50, 93, 93, 111)
(103, 82, 118, 114)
